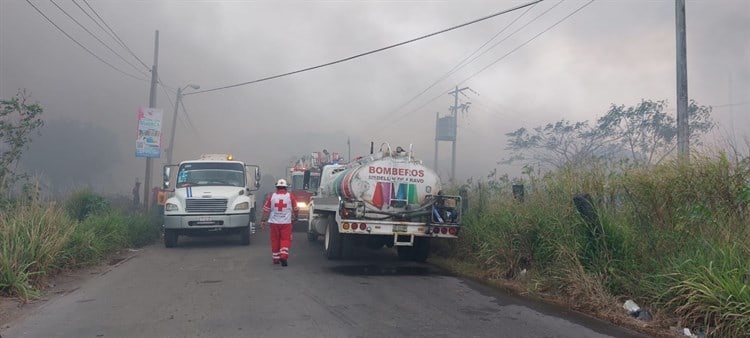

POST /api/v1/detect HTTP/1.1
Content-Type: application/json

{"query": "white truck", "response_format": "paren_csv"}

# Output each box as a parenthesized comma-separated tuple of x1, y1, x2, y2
(307, 143, 461, 262)
(162, 154, 261, 247)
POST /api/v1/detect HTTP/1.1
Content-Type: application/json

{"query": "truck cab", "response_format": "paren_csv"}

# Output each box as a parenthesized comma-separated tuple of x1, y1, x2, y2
(162, 154, 261, 247)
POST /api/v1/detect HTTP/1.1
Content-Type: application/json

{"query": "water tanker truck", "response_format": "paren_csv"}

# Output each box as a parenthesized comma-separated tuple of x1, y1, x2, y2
(162, 154, 261, 247)
(307, 143, 461, 262)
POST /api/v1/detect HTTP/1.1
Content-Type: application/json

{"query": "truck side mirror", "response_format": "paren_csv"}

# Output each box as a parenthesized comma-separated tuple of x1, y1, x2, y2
(163, 166, 172, 190)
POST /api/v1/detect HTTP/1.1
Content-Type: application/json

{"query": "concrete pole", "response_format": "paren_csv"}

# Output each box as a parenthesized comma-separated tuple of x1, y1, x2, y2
(451, 86, 458, 183)
(167, 87, 182, 166)
(144, 30, 159, 211)
(675, 0, 689, 159)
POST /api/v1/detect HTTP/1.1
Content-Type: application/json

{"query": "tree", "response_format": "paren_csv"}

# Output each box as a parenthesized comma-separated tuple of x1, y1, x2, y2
(503, 99, 714, 169)
(503, 119, 614, 169)
(597, 99, 714, 166)
(0, 90, 44, 195)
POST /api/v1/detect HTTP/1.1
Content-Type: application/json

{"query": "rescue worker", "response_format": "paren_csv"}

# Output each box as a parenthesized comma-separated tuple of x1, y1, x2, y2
(260, 179, 299, 266)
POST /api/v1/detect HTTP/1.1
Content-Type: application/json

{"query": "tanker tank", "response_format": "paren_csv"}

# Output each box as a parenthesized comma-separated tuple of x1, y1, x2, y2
(319, 150, 441, 214)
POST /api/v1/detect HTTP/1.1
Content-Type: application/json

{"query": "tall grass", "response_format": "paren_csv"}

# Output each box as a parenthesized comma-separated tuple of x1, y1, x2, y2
(0, 191, 160, 300)
(439, 152, 750, 335)
(0, 200, 75, 300)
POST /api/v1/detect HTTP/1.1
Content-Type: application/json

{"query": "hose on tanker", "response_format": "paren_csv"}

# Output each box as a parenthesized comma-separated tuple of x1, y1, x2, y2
(359, 203, 433, 221)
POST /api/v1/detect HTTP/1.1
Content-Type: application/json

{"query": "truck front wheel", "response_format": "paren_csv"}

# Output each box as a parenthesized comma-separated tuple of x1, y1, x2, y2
(164, 229, 178, 248)
(324, 221, 342, 259)
(239, 225, 251, 245)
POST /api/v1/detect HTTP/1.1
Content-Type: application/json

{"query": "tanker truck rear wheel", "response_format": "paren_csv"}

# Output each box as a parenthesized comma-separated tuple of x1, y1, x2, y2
(412, 237, 431, 263)
(324, 221, 342, 259)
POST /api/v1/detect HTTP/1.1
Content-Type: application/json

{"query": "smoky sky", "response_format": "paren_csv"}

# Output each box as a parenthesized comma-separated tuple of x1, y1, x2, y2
(1, 0, 749, 195)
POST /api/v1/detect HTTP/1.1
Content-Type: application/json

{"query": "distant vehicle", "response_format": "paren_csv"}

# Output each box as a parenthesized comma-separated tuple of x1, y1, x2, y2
(162, 154, 261, 247)
(286, 150, 344, 224)
(308, 143, 461, 262)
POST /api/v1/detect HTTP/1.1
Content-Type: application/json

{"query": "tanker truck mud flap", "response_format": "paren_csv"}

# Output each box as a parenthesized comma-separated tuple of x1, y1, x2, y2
(393, 233, 415, 247)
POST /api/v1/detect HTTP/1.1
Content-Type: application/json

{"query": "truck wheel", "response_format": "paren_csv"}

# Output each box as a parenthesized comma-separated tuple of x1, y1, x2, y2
(164, 229, 178, 248)
(239, 225, 251, 245)
(412, 237, 431, 263)
(324, 221, 342, 260)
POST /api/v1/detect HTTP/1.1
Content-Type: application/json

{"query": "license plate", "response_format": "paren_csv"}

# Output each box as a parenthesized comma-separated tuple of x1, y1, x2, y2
(393, 225, 407, 232)
(199, 216, 212, 222)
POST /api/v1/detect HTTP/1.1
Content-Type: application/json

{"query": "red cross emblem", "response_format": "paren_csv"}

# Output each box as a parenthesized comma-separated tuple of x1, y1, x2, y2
(274, 199, 288, 212)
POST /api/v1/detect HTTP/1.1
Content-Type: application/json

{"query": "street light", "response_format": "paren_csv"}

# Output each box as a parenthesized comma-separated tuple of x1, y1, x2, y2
(167, 84, 200, 165)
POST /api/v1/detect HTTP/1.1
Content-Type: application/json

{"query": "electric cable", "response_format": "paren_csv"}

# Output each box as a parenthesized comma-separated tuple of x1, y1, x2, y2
(375, 2, 541, 126)
(50, 0, 149, 77)
(373, 0, 594, 132)
(82, 0, 150, 70)
(459, 0, 595, 86)
(24, 0, 147, 81)
(185, 0, 544, 96)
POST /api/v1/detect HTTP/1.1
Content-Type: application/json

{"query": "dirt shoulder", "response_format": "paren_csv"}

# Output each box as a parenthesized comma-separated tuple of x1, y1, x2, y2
(0, 249, 140, 330)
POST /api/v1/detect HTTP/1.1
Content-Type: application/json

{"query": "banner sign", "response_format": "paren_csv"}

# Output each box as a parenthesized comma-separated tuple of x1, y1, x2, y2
(135, 107, 164, 158)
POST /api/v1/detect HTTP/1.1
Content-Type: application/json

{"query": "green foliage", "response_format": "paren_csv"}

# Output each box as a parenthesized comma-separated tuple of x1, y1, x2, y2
(0, 199, 75, 300)
(0, 191, 160, 298)
(65, 190, 112, 221)
(0, 90, 45, 197)
(440, 153, 749, 334)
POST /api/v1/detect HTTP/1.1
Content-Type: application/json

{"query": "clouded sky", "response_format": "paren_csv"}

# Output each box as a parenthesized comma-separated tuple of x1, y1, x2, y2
(2, 0, 749, 194)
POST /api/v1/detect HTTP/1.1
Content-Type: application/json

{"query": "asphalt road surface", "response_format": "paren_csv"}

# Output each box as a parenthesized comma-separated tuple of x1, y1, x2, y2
(2, 226, 646, 338)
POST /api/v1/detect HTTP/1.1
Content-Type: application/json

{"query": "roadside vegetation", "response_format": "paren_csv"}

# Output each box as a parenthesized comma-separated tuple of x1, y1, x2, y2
(434, 153, 749, 337)
(433, 98, 749, 337)
(1, 91, 160, 300)
(0, 190, 161, 300)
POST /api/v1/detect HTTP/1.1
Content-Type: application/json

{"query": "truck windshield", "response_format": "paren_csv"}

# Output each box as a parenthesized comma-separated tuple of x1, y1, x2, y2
(290, 174, 305, 190)
(176, 162, 245, 188)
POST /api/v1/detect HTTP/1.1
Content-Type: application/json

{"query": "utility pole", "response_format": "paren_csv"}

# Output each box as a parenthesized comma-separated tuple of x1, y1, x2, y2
(167, 86, 182, 166)
(144, 30, 159, 211)
(167, 84, 199, 165)
(448, 86, 471, 183)
(434, 112, 439, 173)
(675, 0, 689, 159)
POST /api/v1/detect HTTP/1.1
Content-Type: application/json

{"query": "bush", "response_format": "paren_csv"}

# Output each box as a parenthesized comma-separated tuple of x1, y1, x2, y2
(65, 190, 111, 221)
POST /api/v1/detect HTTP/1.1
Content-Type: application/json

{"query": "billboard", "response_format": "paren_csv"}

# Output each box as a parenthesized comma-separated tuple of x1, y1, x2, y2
(135, 107, 164, 158)
(436, 116, 456, 141)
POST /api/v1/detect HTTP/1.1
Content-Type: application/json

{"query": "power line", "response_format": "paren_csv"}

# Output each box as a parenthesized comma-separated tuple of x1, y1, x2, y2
(50, 0, 148, 77)
(72, 0, 147, 71)
(186, 0, 544, 96)
(82, 0, 150, 70)
(24, 0, 147, 81)
(372, 1, 547, 130)
(460, 0, 564, 76)
(373, 1, 594, 133)
(459, 0, 595, 86)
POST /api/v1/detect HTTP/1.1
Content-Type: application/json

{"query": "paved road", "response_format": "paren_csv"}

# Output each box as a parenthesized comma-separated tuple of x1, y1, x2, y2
(2, 226, 646, 338)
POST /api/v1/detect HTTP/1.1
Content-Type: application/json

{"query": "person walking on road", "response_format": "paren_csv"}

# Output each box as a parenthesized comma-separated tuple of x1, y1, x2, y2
(260, 179, 299, 266)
